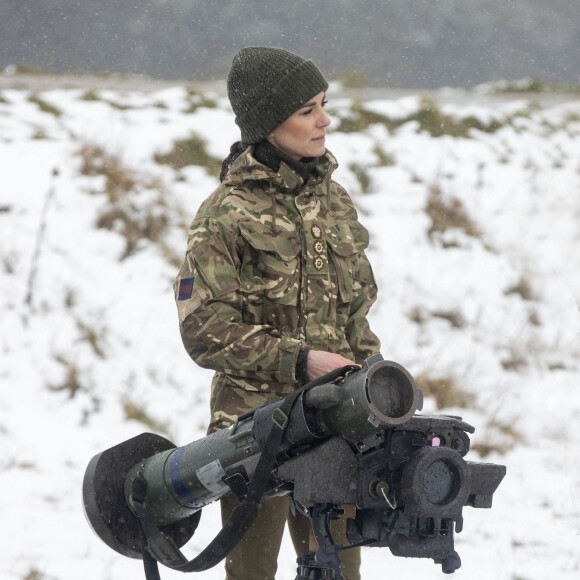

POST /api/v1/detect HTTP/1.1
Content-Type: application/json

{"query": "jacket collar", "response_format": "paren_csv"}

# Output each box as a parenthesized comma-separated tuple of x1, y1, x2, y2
(224, 145, 338, 195)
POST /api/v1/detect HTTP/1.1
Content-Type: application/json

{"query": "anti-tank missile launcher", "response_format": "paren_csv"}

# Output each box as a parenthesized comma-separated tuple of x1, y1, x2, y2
(83, 354, 505, 578)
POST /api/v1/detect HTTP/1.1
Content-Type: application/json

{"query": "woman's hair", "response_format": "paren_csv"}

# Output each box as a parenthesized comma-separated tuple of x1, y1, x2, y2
(219, 141, 247, 182)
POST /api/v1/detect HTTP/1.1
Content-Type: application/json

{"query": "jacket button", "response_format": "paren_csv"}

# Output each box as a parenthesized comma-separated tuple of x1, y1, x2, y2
(313, 256, 325, 270)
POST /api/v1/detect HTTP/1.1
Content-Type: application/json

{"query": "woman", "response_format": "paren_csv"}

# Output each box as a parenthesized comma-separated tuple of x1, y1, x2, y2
(175, 46, 381, 580)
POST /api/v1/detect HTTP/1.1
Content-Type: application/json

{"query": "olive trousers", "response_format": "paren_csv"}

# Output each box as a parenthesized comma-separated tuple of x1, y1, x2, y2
(221, 493, 360, 580)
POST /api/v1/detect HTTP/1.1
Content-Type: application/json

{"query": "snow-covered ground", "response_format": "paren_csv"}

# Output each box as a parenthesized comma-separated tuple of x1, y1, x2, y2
(1, 78, 579, 580)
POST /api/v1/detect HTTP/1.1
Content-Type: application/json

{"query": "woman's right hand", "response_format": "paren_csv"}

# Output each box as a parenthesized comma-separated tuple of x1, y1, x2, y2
(306, 350, 359, 381)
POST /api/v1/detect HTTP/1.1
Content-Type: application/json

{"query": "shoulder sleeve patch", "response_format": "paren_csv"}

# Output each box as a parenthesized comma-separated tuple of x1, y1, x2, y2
(177, 277, 195, 301)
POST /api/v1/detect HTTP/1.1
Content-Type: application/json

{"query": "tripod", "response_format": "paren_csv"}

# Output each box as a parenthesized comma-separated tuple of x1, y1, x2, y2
(295, 504, 348, 580)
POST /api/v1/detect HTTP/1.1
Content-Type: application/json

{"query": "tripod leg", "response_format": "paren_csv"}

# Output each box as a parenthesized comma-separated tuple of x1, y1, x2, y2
(294, 504, 346, 580)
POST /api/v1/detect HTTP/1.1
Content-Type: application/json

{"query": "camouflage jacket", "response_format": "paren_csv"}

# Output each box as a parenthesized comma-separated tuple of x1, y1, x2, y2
(175, 146, 380, 432)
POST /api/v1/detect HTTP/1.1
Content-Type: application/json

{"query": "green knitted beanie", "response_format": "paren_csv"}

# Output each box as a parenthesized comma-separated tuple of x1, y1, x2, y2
(227, 47, 329, 144)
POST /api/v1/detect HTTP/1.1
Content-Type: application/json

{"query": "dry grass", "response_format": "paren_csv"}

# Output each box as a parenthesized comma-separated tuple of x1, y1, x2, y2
(95, 203, 170, 259)
(408, 97, 503, 138)
(75, 319, 106, 359)
(426, 183, 481, 240)
(333, 96, 503, 137)
(408, 306, 466, 329)
(48, 358, 83, 399)
(77, 143, 182, 261)
(500, 349, 528, 372)
(414, 371, 476, 410)
(28, 94, 63, 117)
(123, 399, 169, 434)
(184, 88, 218, 113)
(23, 568, 45, 580)
(332, 102, 396, 133)
(431, 309, 466, 329)
(505, 276, 535, 301)
(78, 144, 137, 201)
(470, 418, 523, 458)
(348, 162, 372, 193)
(335, 68, 369, 88)
(154, 134, 221, 174)
(373, 144, 396, 167)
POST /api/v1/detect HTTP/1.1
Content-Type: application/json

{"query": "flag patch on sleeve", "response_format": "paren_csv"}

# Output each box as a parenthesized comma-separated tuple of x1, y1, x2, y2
(178, 277, 195, 300)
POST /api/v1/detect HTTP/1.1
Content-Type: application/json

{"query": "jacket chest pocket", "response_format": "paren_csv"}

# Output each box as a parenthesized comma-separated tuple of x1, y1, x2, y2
(238, 222, 301, 305)
(325, 220, 370, 303)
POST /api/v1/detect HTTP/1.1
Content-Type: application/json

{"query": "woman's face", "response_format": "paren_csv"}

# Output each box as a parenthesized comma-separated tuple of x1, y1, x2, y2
(267, 92, 331, 160)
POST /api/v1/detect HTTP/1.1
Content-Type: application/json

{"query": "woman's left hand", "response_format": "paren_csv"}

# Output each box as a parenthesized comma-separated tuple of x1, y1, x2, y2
(306, 350, 359, 381)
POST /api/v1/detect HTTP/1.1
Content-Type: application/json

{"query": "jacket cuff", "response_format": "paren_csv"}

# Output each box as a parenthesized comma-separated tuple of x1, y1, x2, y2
(295, 346, 311, 384)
